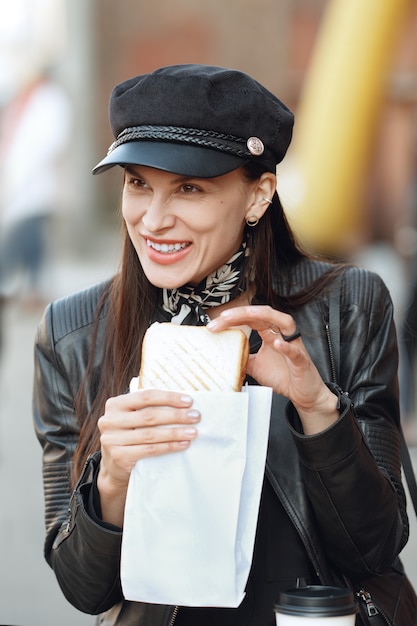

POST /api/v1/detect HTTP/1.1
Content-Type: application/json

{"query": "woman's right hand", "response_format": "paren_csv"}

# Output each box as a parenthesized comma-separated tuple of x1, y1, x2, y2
(97, 390, 200, 526)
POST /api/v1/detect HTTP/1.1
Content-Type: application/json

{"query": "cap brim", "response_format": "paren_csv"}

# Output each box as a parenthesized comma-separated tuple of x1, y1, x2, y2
(92, 140, 247, 177)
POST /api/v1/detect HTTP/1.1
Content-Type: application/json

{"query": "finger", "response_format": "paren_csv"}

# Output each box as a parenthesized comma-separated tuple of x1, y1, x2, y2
(270, 336, 306, 361)
(99, 406, 201, 433)
(134, 437, 196, 460)
(101, 421, 199, 447)
(106, 389, 195, 412)
(140, 424, 199, 444)
(100, 436, 195, 476)
(207, 305, 295, 334)
(131, 406, 201, 429)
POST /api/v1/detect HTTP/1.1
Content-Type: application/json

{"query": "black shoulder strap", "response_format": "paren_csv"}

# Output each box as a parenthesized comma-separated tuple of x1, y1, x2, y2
(328, 277, 417, 517)
(328, 279, 341, 384)
(400, 427, 417, 516)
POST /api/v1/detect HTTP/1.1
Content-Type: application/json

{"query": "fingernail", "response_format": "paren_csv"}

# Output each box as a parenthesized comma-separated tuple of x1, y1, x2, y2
(187, 410, 200, 421)
(206, 320, 217, 329)
(182, 427, 197, 436)
(181, 395, 193, 404)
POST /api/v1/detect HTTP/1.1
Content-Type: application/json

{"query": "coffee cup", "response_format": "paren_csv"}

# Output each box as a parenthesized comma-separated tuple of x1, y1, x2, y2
(274, 585, 358, 625)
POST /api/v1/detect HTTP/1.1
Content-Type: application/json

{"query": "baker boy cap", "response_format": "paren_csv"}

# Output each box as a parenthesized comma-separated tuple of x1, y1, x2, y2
(93, 64, 294, 177)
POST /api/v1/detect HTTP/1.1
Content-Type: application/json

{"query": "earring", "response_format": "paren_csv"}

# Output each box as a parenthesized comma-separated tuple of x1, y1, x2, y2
(246, 215, 259, 227)
(262, 197, 272, 205)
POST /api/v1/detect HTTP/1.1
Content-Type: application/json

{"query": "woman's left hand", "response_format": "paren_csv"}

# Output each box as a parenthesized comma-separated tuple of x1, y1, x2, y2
(207, 305, 339, 434)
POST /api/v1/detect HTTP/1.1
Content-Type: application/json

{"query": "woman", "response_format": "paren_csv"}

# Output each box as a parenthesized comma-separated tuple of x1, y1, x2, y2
(33, 64, 416, 625)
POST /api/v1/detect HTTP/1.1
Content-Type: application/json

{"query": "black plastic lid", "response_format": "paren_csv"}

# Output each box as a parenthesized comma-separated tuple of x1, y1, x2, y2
(274, 585, 359, 618)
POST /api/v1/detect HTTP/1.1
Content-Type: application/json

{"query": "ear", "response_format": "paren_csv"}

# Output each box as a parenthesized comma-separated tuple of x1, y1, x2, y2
(245, 172, 276, 222)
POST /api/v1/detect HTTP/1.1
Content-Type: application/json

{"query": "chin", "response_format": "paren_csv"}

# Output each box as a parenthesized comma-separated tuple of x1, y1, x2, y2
(143, 270, 190, 290)
(140, 257, 206, 289)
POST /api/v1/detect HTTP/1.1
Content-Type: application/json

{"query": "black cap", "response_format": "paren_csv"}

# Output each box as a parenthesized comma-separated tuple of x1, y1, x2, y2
(93, 64, 294, 177)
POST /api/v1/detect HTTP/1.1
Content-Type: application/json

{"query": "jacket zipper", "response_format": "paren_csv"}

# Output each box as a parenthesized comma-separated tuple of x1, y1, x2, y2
(356, 589, 391, 625)
(325, 322, 337, 384)
(65, 453, 100, 533)
(64, 489, 77, 533)
(167, 606, 179, 626)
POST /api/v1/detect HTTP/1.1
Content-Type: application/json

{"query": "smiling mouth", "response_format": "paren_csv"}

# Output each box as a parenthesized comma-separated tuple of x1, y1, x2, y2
(146, 239, 190, 254)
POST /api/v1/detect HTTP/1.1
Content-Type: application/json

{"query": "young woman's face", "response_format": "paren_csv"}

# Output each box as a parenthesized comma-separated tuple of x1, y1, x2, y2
(122, 165, 260, 288)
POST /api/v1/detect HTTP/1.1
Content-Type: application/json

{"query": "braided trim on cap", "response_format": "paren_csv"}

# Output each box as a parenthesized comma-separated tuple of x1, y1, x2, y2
(108, 125, 254, 158)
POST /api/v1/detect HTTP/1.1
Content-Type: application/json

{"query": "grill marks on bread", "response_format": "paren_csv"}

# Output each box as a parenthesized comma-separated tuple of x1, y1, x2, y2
(138, 323, 249, 392)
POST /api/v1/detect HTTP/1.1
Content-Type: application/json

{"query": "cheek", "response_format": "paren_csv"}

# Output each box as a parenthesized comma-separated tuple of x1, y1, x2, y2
(219, 201, 248, 235)
(121, 196, 142, 224)
(204, 213, 246, 257)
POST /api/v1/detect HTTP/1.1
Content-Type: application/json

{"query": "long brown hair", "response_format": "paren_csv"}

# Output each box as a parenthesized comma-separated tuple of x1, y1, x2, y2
(72, 163, 340, 483)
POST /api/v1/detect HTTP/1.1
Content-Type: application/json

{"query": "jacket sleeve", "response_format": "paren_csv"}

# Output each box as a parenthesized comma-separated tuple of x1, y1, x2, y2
(288, 268, 407, 580)
(33, 297, 124, 614)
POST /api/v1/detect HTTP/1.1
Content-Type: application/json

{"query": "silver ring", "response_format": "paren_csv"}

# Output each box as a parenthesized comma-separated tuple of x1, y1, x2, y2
(269, 325, 301, 342)
(269, 324, 281, 335)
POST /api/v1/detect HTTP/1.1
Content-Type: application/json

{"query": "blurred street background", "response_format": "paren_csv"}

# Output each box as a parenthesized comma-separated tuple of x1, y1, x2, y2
(1, 0, 417, 624)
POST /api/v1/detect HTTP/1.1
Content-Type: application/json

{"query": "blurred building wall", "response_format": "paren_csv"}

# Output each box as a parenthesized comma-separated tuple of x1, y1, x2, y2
(84, 0, 416, 263)
(5, 0, 413, 263)
(365, 2, 417, 253)
(277, 0, 417, 260)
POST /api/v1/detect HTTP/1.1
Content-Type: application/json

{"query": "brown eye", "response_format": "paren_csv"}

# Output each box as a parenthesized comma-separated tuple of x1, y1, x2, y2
(127, 177, 147, 188)
(180, 183, 199, 193)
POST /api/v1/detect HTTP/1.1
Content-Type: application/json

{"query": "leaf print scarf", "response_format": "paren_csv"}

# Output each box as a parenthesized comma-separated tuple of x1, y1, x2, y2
(153, 241, 249, 325)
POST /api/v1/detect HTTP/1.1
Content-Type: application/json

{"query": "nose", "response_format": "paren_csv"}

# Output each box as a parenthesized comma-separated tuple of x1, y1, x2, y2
(141, 194, 175, 233)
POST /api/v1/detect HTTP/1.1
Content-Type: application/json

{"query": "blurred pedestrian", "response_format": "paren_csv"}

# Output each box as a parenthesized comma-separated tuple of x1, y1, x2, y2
(0, 66, 71, 309)
(0, 294, 4, 357)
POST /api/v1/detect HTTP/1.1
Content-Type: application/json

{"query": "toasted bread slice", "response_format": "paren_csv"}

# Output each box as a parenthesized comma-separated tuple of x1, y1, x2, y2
(138, 322, 249, 392)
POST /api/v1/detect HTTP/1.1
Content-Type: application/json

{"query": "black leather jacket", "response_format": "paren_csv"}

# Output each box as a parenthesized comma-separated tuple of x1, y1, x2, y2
(33, 260, 408, 625)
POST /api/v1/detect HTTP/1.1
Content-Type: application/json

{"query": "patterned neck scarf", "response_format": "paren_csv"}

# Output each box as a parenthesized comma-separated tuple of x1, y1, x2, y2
(153, 241, 249, 325)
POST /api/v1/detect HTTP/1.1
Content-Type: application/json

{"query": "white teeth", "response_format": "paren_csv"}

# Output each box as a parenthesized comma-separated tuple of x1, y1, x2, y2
(147, 239, 188, 253)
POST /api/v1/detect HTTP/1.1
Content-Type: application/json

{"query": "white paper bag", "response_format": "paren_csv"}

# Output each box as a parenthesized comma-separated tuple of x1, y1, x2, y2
(121, 385, 272, 607)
